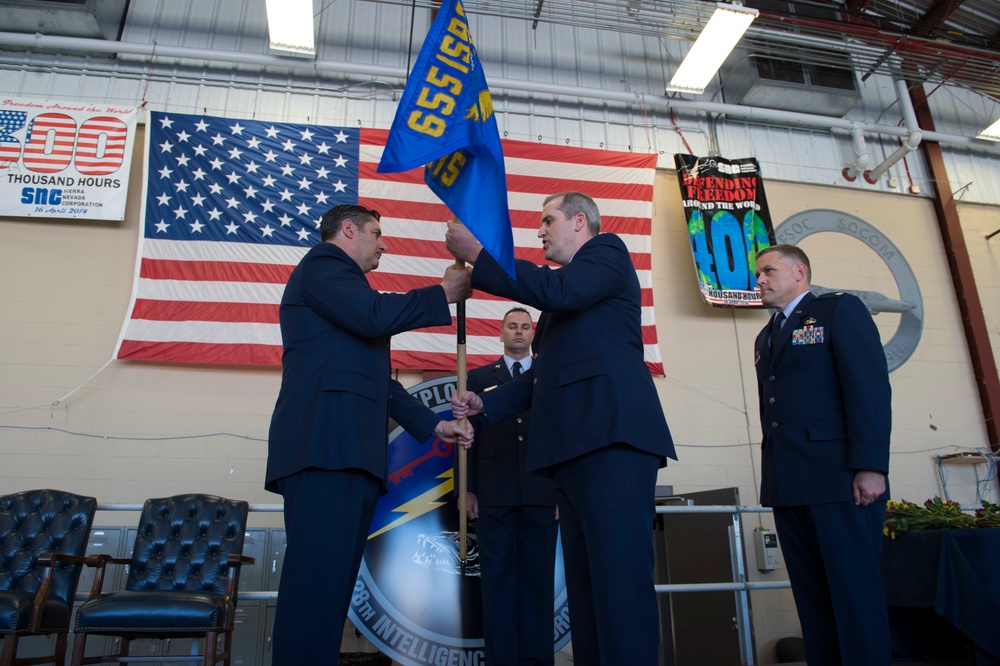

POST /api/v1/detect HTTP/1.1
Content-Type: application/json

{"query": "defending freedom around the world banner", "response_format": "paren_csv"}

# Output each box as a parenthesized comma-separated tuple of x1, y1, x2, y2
(675, 153, 775, 307)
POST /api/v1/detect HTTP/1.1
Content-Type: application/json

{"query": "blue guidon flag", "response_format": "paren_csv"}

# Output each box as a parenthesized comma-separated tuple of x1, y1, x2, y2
(378, 0, 515, 277)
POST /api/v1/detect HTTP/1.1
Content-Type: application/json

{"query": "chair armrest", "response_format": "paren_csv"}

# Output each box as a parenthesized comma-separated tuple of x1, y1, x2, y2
(28, 562, 54, 632)
(222, 554, 255, 596)
(80, 554, 132, 599)
(28, 553, 91, 632)
(219, 554, 256, 629)
(37, 553, 89, 567)
(227, 554, 256, 566)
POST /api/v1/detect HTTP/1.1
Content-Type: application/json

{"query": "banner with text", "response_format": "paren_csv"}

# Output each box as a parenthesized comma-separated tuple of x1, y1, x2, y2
(0, 97, 138, 220)
(675, 154, 775, 307)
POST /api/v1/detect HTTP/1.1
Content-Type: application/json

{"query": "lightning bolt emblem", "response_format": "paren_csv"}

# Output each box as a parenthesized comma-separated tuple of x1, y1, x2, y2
(368, 469, 454, 539)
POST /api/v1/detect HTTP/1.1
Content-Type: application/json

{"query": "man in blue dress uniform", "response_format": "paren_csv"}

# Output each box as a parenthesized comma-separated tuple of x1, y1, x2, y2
(447, 191, 676, 666)
(265, 204, 473, 664)
(754, 243, 892, 666)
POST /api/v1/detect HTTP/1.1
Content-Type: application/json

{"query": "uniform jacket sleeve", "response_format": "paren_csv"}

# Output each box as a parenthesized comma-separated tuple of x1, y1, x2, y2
(470, 234, 675, 470)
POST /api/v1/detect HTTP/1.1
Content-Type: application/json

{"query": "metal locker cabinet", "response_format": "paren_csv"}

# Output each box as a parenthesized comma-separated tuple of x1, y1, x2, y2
(228, 601, 263, 666)
(238, 529, 267, 593)
(262, 529, 286, 592)
(261, 604, 277, 666)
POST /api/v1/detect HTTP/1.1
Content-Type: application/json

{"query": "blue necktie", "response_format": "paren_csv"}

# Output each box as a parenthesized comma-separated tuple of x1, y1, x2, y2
(512, 361, 523, 378)
(769, 313, 786, 353)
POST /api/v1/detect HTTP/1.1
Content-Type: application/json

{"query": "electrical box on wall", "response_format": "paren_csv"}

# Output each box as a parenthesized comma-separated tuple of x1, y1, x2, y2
(754, 528, 780, 572)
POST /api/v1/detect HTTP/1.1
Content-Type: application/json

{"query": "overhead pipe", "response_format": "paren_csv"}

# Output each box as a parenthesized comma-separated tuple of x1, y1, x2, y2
(841, 124, 871, 182)
(863, 78, 923, 184)
(0, 31, 408, 80)
(0, 31, 996, 154)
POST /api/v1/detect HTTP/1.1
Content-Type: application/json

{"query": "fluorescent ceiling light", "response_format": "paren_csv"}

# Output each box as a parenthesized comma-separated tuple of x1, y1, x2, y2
(978, 118, 1000, 142)
(667, 3, 759, 95)
(266, 0, 315, 55)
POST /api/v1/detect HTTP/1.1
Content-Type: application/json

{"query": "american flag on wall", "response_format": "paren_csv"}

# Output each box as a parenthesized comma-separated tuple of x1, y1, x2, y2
(114, 111, 664, 374)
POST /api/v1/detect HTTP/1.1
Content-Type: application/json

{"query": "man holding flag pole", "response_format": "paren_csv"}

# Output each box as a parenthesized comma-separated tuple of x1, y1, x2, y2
(382, 2, 676, 663)
(265, 203, 473, 665)
(266, 0, 506, 660)
(447, 190, 676, 665)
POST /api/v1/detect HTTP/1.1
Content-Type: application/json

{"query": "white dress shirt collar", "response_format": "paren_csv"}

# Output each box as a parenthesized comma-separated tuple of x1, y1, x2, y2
(504, 355, 531, 375)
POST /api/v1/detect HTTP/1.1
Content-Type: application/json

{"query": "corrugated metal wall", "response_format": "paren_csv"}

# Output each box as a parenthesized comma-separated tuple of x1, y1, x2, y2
(1, 0, 999, 204)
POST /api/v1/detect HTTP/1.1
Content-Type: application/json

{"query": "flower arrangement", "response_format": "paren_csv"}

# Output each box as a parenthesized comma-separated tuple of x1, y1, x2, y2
(883, 497, 1000, 539)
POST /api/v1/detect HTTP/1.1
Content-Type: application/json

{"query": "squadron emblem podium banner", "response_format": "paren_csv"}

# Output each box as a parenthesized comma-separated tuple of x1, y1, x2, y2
(675, 154, 775, 307)
(348, 376, 570, 665)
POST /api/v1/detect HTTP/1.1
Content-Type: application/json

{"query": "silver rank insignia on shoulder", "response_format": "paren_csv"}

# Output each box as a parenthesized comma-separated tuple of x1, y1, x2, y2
(792, 325, 825, 346)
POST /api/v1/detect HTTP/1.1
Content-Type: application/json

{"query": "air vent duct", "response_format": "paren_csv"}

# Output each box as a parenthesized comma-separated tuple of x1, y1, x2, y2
(721, 48, 861, 117)
(0, 0, 129, 41)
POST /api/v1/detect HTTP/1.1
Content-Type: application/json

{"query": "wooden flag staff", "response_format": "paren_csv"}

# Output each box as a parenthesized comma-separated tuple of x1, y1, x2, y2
(455, 260, 470, 574)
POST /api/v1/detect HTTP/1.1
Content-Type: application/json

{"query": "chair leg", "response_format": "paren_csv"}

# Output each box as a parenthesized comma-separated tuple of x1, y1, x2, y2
(1, 635, 19, 666)
(222, 630, 234, 666)
(70, 632, 88, 666)
(54, 632, 69, 665)
(204, 632, 218, 666)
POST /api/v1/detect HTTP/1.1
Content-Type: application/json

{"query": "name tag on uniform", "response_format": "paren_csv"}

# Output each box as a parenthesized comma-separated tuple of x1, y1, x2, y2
(792, 325, 825, 345)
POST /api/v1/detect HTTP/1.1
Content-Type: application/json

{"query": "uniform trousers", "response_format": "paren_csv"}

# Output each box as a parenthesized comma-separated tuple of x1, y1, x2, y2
(773, 500, 890, 666)
(552, 444, 660, 666)
(272, 467, 382, 665)
(477, 503, 558, 666)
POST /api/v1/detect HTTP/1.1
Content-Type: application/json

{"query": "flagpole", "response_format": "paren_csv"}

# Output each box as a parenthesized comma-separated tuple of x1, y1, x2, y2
(455, 260, 469, 574)
(375, 0, 515, 571)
